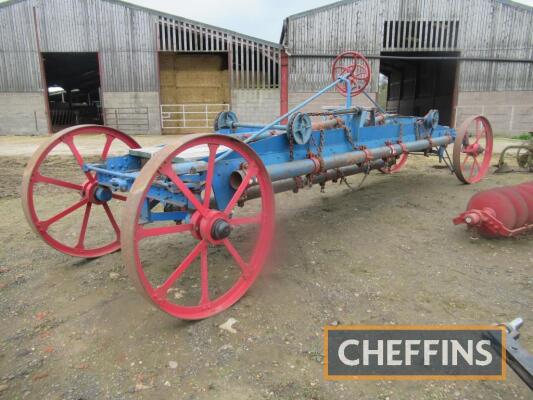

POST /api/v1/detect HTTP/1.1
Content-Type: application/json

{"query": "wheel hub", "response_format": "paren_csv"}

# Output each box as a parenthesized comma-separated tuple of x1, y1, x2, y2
(464, 143, 485, 156)
(211, 219, 231, 241)
(81, 180, 112, 204)
(191, 210, 231, 244)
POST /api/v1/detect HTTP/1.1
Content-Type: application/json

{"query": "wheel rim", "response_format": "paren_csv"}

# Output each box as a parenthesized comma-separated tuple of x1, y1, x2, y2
(331, 51, 371, 97)
(21, 125, 140, 258)
(453, 116, 493, 184)
(379, 152, 408, 174)
(122, 134, 275, 320)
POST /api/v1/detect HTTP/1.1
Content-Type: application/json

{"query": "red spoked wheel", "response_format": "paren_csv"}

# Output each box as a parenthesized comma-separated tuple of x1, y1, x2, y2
(331, 51, 371, 97)
(453, 116, 493, 184)
(121, 134, 275, 320)
(21, 125, 140, 258)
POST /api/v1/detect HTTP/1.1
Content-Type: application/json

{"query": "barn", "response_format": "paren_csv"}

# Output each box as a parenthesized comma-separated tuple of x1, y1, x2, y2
(0, 0, 281, 135)
(1, 0, 532, 136)
(280, 0, 533, 134)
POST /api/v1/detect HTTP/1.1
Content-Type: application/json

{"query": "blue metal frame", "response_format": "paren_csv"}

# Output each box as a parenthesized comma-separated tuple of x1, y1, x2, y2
(85, 75, 457, 224)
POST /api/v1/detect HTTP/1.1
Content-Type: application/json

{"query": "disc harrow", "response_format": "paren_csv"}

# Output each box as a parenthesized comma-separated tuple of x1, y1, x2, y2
(22, 51, 495, 320)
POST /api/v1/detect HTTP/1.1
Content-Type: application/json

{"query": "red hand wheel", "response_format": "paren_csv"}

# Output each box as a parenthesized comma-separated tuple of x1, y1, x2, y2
(331, 51, 372, 97)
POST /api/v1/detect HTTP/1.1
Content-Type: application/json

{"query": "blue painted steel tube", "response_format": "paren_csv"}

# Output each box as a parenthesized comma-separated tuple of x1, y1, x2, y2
(265, 136, 453, 182)
(232, 123, 287, 130)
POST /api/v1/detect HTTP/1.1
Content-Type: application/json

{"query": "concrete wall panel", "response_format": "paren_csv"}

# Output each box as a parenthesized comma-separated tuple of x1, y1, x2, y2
(231, 89, 280, 124)
(455, 90, 533, 134)
(102, 91, 160, 135)
(0, 93, 48, 135)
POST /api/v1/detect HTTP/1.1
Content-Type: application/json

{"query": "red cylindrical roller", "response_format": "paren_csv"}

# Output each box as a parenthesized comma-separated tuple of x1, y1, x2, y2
(516, 183, 533, 224)
(455, 181, 533, 238)
(467, 189, 517, 231)
(497, 187, 529, 228)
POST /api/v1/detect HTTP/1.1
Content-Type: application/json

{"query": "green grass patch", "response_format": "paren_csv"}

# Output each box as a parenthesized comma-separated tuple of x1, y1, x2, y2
(511, 133, 532, 140)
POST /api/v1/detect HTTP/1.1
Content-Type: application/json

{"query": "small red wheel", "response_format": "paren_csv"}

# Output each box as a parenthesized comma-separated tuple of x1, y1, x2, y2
(331, 51, 371, 97)
(453, 116, 493, 184)
(121, 134, 275, 320)
(379, 152, 408, 174)
(21, 125, 140, 258)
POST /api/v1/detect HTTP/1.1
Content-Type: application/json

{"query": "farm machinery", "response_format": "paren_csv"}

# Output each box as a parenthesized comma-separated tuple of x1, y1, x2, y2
(22, 52, 494, 320)
(495, 132, 533, 173)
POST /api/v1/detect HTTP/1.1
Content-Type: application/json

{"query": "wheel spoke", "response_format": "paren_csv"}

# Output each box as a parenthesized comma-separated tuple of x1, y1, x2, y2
(40, 198, 89, 230)
(203, 143, 219, 208)
(223, 238, 250, 278)
(156, 240, 206, 296)
(102, 203, 120, 237)
(224, 166, 258, 214)
(461, 154, 470, 170)
(160, 164, 208, 216)
(137, 223, 193, 240)
(199, 248, 209, 305)
(33, 173, 83, 191)
(229, 215, 261, 226)
(75, 203, 92, 249)
(63, 136, 95, 182)
(112, 193, 127, 201)
(470, 157, 480, 178)
(101, 135, 115, 160)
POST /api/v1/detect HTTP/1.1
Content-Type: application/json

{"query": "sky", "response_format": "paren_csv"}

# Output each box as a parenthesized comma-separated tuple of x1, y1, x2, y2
(1, 0, 533, 42)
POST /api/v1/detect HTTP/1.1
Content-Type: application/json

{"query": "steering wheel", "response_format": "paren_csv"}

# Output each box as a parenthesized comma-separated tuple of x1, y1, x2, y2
(331, 51, 371, 97)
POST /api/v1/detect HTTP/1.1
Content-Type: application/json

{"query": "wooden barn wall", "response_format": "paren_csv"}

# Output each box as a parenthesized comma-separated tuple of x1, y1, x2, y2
(36, 0, 158, 92)
(0, 0, 159, 92)
(0, 1, 43, 92)
(286, 0, 533, 92)
(0, 0, 280, 93)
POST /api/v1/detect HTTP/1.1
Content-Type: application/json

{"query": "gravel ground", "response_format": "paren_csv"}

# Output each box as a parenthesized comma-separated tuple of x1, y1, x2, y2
(0, 134, 532, 400)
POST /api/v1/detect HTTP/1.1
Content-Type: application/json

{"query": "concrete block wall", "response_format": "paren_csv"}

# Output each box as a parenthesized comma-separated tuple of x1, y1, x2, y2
(0, 93, 48, 135)
(455, 91, 533, 135)
(103, 92, 161, 135)
(231, 89, 280, 124)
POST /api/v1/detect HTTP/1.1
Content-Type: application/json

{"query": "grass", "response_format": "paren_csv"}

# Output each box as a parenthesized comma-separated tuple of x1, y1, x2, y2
(511, 133, 532, 140)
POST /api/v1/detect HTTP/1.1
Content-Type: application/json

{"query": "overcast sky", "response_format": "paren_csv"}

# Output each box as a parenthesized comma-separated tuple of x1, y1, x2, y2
(2, 0, 533, 42)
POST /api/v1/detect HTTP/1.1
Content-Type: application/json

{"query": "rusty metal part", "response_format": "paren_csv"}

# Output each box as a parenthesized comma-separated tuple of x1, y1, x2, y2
(311, 117, 342, 131)
(245, 159, 386, 199)
(495, 133, 533, 173)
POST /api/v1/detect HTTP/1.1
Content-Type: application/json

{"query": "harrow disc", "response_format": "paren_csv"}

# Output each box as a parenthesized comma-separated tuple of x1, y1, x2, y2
(121, 134, 275, 320)
(453, 115, 493, 184)
(331, 51, 371, 97)
(21, 125, 140, 258)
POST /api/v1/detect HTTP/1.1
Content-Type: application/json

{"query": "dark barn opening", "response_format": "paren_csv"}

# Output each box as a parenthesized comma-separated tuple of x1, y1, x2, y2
(42, 52, 102, 131)
(379, 51, 459, 126)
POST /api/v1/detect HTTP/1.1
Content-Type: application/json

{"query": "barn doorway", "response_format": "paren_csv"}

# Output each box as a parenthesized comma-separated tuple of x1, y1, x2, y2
(159, 53, 230, 134)
(42, 52, 102, 132)
(379, 51, 459, 126)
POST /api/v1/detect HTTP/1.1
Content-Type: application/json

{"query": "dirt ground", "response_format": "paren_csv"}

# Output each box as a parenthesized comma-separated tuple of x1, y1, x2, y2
(0, 134, 532, 400)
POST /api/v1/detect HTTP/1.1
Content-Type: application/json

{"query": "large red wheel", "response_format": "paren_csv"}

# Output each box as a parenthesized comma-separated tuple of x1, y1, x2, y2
(331, 51, 371, 97)
(453, 116, 493, 184)
(21, 125, 140, 258)
(121, 134, 275, 320)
